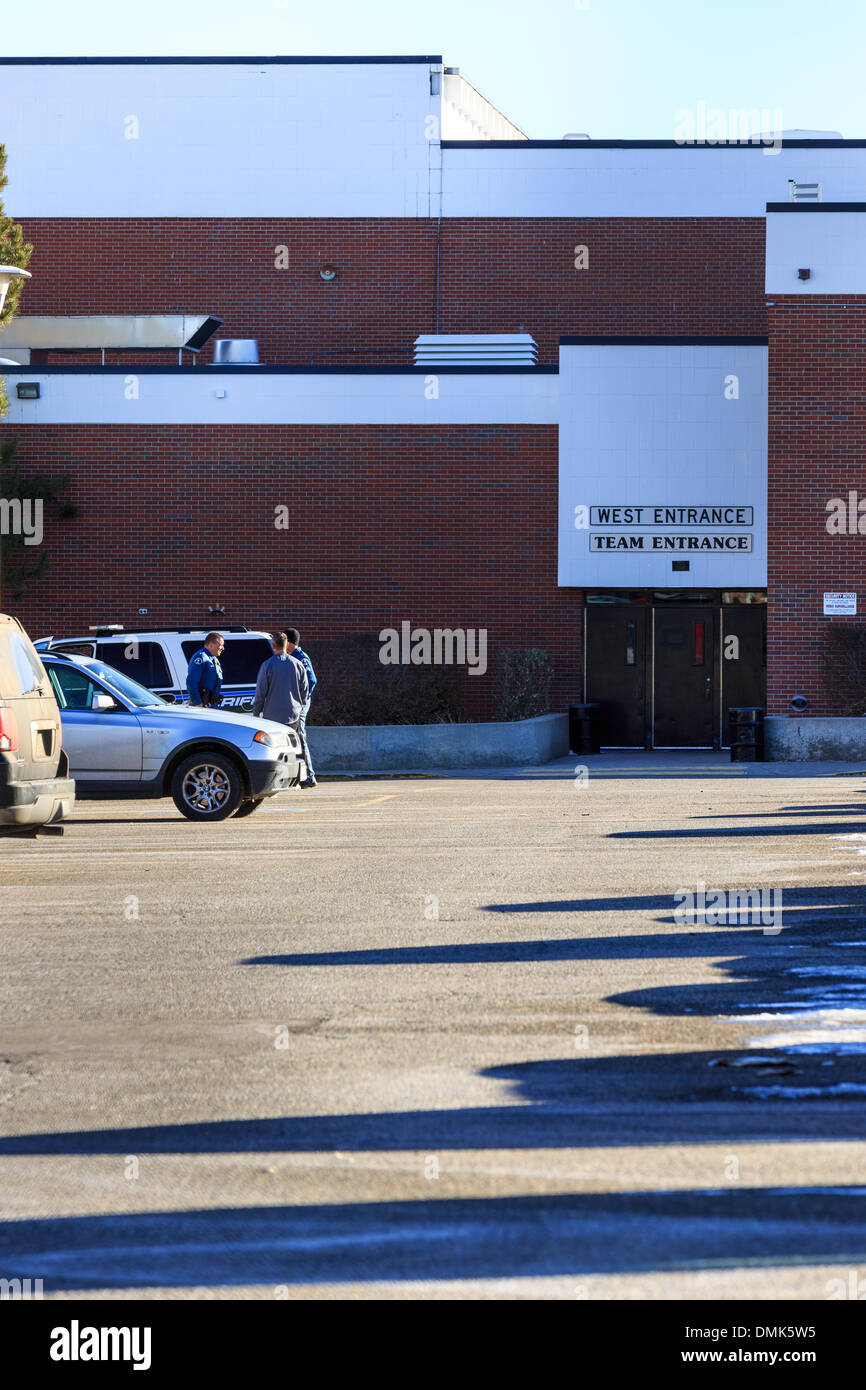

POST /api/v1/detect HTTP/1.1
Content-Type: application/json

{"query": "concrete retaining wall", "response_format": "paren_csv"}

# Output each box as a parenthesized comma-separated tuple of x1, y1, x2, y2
(765, 716, 866, 761)
(307, 713, 569, 772)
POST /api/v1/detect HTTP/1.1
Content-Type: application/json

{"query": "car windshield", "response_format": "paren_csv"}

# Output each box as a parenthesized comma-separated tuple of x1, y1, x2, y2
(60, 657, 168, 708)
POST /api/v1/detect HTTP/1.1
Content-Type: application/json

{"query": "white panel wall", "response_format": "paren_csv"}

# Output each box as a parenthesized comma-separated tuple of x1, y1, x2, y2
(3, 61, 864, 219)
(443, 146, 866, 217)
(766, 211, 866, 293)
(558, 344, 768, 588)
(0, 61, 440, 216)
(0, 371, 558, 425)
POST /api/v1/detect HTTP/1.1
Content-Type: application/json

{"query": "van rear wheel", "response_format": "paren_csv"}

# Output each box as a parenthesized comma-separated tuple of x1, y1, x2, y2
(171, 753, 244, 821)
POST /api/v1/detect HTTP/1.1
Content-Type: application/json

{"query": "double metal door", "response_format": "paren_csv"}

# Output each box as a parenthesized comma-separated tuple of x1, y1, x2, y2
(585, 604, 765, 748)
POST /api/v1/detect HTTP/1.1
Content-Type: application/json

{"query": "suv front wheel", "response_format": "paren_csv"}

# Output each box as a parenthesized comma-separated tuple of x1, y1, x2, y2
(171, 752, 244, 821)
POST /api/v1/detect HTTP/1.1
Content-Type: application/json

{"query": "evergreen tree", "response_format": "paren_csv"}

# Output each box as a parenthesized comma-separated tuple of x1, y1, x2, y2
(0, 436, 76, 602)
(0, 166, 71, 603)
(0, 143, 34, 417)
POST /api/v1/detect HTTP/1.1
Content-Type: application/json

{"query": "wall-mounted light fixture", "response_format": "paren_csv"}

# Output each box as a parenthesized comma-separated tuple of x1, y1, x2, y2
(0, 264, 31, 316)
(797, 268, 811, 281)
(16, 382, 40, 400)
(318, 265, 338, 282)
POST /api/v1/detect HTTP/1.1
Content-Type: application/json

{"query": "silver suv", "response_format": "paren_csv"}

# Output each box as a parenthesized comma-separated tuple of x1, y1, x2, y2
(41, 651, 303, 820)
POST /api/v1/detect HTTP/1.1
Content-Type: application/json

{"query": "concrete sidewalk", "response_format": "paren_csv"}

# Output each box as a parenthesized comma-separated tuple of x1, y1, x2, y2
(319, 752, 866, 782)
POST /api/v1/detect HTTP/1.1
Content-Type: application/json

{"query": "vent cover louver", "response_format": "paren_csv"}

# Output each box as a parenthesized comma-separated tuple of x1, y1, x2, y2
(413, 333, 538, 366)
(788, 179, 822, 202)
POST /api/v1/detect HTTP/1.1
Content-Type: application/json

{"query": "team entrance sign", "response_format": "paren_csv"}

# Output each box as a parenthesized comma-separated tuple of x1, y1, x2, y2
(557, 341, 768, 588)
(586, 504, 754, 553)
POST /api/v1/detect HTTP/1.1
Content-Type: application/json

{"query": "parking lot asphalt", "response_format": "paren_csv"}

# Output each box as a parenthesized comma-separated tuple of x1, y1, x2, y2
(2, 751, 866, 1300)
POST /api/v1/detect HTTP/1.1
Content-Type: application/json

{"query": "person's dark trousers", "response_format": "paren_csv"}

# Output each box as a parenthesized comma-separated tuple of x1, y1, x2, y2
(292, 698, 315, 784)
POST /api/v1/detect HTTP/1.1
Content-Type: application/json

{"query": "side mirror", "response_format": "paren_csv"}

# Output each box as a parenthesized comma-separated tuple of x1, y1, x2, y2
(91, 692, 118, 712)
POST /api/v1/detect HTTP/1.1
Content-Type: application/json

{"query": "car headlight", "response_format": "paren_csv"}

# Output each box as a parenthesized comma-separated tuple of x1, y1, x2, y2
(253, 729, 286, 747)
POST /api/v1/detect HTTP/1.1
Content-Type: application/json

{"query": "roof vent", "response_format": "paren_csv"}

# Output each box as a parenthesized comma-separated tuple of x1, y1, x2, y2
(788, 179, 822, 202)
(414, 333, 538, 367)
(212, 338, 260, 366)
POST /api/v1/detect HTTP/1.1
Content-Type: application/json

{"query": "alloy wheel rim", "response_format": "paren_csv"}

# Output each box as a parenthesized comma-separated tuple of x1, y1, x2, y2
(182, 763, 231, 813)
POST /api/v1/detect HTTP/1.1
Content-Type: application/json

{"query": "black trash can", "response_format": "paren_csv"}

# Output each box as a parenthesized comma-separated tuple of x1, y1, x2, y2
(728, 706, 765, 762)
(569, 703, 601, 755)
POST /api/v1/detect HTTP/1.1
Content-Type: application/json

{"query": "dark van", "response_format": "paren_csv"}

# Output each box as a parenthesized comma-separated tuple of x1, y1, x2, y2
(0, 613, 75, 832)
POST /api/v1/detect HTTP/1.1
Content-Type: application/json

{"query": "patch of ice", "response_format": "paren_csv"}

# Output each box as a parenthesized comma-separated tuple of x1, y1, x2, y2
(721, 990, 866, 1012)
(788, 966, 866, 977)
(734, 1084, 866, 1098)
(725, 1005, 866, 1053)
(746, 1034, 866, 1050)
(789, 988, 866, 1006)
(763, 1187, 866, 1196)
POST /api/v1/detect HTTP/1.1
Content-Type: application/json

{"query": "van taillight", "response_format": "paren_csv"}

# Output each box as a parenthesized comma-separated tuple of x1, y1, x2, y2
(0, 706, 19, 752)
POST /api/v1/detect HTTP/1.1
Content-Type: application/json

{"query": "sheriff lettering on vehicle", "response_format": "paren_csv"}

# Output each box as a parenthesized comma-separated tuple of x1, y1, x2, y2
(186, 631, 225, 707)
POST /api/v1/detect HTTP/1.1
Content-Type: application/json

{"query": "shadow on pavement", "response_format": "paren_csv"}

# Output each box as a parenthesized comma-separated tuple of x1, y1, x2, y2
(1, 1188, 864, 1290)
(691, 805, 866, 820)
(2, 1036, 864, 1158)
(4, 882, 865, 1288)
(239, 885, 866, 968)
(611, 821, 866, 839)
(5, 797, 863, 1292)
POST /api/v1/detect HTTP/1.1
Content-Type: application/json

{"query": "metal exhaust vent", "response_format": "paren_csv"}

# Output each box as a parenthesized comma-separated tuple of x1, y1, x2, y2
(0, 314, 223, 365)
(212, 339, 260, 366)
(788, 179, 822, 202)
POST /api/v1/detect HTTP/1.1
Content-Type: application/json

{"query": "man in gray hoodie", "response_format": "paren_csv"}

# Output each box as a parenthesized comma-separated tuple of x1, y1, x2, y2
(251, 632, 312, 781)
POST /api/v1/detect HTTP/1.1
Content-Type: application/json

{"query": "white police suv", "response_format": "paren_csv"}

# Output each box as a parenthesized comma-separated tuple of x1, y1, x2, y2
(35, 625, 272, 711)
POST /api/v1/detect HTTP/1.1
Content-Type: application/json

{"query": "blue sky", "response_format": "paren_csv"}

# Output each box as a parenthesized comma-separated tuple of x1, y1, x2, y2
(3, 0, 864, 139)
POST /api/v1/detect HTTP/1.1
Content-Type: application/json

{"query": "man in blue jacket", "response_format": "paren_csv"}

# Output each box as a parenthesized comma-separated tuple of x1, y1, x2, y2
(187, 631, 225, 707)
(285, 627, 317, 788)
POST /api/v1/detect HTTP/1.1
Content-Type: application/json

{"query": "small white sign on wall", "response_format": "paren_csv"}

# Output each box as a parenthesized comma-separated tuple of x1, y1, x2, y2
(823, 591, 857, 615)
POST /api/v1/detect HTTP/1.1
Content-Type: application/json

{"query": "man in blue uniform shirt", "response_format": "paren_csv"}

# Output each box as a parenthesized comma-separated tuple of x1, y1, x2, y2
(285, 627, 317, 788)
(187, 631, 225, 707)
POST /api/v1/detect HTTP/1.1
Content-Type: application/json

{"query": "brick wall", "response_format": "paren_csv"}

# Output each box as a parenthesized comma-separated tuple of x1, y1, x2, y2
(767, 295, 866, 715)
(9, 424, 573, 719)
(6, 214, 777, 726)
(438, 219, 767, 359)
(18, 218, 767, 365)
